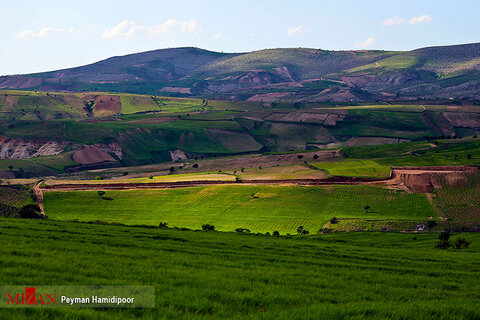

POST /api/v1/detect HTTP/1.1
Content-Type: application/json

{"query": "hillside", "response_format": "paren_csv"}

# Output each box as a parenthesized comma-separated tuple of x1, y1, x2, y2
(2, 43, 480, 102)
(0, 90, 479, 176)
(0, 218, 479, 319)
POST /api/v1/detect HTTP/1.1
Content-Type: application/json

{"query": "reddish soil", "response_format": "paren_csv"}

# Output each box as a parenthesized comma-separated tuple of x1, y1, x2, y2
(72, 145, 116, 165)
(94, 95, 121, 114)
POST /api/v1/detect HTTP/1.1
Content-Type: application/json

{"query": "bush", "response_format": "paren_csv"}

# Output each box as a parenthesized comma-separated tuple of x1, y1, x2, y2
(272, 231, 280, 236)
(297, 226, 309, 235)
(148, 175, 154, 179)
(202, 224, 215, 231)
(436, 231, 451, 249)
(330, 217, 338, 224)
(235, 228, 251, 233)
(192, 164, 199, 168)
(453, 237, 471, 250)
(426, 220, 437, 230)
(436, 240, 450, 249)
(97, 191, 106, 197)
(158, 222, 168, 228)
(18, 204, 43, 219)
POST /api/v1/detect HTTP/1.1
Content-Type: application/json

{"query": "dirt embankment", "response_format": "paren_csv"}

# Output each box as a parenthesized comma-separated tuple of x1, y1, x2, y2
(0, 136, 70, 159)
(387, 166, 478, 193)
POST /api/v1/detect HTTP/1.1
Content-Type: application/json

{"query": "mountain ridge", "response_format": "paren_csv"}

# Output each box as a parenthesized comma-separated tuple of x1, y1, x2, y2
(1, 42, 480, 102)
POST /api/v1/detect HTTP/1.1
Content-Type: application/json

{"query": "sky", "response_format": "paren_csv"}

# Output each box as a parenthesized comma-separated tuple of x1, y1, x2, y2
(1, 0, 479, 75)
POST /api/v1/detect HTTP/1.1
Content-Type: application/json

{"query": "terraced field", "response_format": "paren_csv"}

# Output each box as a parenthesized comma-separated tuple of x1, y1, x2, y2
(310, 160, 391, 178)
(434, 172, 480, 226)
(0, 185, 35, 217)
(44, 185, 435, 233)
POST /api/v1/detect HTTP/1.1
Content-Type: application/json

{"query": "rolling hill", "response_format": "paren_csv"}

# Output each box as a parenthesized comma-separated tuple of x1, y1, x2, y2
(1, 43, 480, 102)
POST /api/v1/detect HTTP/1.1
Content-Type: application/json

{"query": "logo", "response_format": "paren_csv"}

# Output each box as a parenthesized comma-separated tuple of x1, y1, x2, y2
(6, 287, 56, 305)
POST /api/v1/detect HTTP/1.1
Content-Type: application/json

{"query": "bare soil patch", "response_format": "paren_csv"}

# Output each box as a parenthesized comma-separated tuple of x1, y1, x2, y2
(72, 145, 116, 165)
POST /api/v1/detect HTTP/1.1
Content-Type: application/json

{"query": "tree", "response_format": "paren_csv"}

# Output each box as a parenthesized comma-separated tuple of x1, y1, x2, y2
(18, 204, 43, 219)
(436, 231, 451, 249)
(330, 217, 338, 224)
(313, 154, 319, 160)
(97, 191, 106, 198)
(297, 155, 304, 159)
(158, 222, 168, 228)
(364, 205, 371, 212)
(467, 154, 472, 159)
(148, 175, 154, 179)
(426, 220, 437, 230)
(453, 237, 471, 250)
(201, 224, 215, 231)
(192, 164, 199, 168)
(297, 226, 309, 235)
(8, 165, 13, 171)
(169, 167, 175, 173)
(272, 231, 280, 236)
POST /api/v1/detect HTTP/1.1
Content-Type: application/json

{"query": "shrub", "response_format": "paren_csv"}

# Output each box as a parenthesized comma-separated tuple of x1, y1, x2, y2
(235, 228, 251, 233)
(297, 155, 304, 159)
(438, 231, 450, 242)
(426, 220, 437, 230)
(436, 240, 450, 249)
(330, 217, 338, 224)
(18, 204, 43, 219)
(436, 231, 451, 249)
(148, 175, 154, 179)
(272, 231, 280, 236)
(313, 154, 319, 160)
(202, 224, 215, 231)
(192, 164, 199, 168)
(453, 237, 471, 250)
(297, 226, 309, 235)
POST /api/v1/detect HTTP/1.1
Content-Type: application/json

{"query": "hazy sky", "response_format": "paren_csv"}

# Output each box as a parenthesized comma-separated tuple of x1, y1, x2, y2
(1, 0, 479, 75)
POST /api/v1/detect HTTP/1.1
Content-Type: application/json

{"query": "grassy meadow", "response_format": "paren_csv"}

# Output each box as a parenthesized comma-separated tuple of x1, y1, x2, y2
(0, 218, 479, 319)
(310, 160, 391, 178)
(43, 185, 436, 233)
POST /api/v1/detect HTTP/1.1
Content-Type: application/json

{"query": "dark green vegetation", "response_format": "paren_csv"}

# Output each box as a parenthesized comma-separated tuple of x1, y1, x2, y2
(2, 43, 480, 102)
(343, 139, 480, 166)
(0, 218, 478, 319)
(44, 185, 435, 233)
(0, 185, 35, 217)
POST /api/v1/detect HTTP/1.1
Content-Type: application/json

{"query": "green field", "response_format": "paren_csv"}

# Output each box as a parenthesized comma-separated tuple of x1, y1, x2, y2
(434, 172, 480, 226)
(44, 185, 436, 233)
(310, 160, 391, 178)
(0, 218, 479, 319)
(0, 185, 35, 217)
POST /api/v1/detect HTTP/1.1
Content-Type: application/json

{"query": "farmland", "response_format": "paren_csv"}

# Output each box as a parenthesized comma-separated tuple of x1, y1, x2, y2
(310, 160, 391, 178)
(43, 185, 436, 233)
(0, 218, 479, 319)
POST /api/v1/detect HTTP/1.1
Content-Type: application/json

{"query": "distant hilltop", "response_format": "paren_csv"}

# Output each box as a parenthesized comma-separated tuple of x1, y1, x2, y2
(2, 43, 480, 102)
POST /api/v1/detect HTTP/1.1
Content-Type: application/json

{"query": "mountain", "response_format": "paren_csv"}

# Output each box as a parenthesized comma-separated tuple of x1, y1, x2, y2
(1, 43, 480, 102)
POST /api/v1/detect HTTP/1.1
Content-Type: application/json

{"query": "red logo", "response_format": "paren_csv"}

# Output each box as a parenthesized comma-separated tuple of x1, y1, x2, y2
(7, 287, 56, 305)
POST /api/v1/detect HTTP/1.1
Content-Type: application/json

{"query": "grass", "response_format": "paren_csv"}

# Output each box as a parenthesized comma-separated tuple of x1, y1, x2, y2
(310, 160, 391, 178)
(0, 218, 479, 319)
(434, 171, 480, 225)
(44, 172, 236, 186)
(43, 185, 436, 234)
(233, 165, 327, 180)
